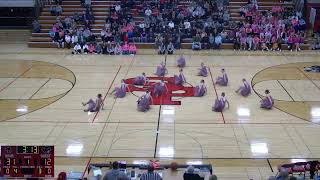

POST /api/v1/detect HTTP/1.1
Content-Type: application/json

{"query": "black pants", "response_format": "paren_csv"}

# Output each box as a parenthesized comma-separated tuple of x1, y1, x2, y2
(72, 49, 81, 54)
(234, 42, 240, 50)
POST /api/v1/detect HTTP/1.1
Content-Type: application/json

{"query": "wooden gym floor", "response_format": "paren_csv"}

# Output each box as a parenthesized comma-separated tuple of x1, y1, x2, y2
(1, 41, 320, 179)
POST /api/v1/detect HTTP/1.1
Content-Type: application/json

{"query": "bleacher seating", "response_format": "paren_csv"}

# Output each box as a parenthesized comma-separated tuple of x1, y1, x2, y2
(28, 0, 310, 50)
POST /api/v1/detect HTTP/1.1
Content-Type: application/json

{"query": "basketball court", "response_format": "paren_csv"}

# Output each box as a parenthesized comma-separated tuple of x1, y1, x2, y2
(1, 42, 320, 179)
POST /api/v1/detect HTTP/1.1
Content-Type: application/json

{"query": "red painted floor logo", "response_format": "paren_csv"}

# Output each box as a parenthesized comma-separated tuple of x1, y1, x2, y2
(124, 77, 194, 105)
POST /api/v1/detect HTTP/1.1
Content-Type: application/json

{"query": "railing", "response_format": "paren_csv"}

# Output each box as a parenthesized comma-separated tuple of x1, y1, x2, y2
(292, 0, 305, 14)
(33, 0, 51, 18)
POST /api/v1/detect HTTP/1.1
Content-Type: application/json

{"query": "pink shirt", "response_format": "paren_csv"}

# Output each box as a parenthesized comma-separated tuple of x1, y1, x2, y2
(122, 44, 129, 51)
(129, 45, 137, 52)
(253, 37, 260, 44)
(89, 45, 95, 53)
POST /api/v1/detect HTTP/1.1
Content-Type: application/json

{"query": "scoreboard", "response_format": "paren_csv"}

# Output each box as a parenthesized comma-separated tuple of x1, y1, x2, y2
(0, 146, 54, 178)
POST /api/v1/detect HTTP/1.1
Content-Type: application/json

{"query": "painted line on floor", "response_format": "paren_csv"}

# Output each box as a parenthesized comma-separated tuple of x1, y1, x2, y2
(91, 65, 122, 123)
(0, 66, 33, 93)
(29, 78, 51, 99)
(209, 67, 226, 124)
(267, 159, 274, 172)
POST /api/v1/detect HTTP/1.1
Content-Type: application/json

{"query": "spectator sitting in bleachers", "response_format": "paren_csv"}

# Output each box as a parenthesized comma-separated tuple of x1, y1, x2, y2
(192, 34, 202, 50)
(102, 161, 129, 180)
(115, 43, 122, 55)
(72, 43, 82, 54)
(183, 166, 202, 180)
(158, 43, 166, 55)
(312, 36, 320, 50)
(167, 42, 174, 54)
(129, 43, 137, 54)
(140, 164, 162, 180)
(32, 19, 40, 33)
(95, 43, 102, 54)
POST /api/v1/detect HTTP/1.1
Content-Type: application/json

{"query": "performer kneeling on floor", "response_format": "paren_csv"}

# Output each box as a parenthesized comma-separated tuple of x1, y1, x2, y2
(194, 80, 207, 97)
(82, 94, 104, 112)
(155, 62, 167, 77)
(216, 68, 228, 86)
(174, 69, 186, 85)
(153, 79, 168, 97)
(177, 54, 186, 68)
(198, 62, 208, 77)
(260, 89, 274, 109)
(235, 78, 251, 97)
(137, 90, 153, 112)
(134, 72, 148, 85)
(212, 92, 229, 112)
(111, 79, 130, 98)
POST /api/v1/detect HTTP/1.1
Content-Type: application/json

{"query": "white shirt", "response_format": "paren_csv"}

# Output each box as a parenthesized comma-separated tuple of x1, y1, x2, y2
(145, 9, 152, 16)
(65, 35, 71, 43)
(184, 21, 191, 29)
(115, 5, 121, 12)
(74, 44, 81, 50)
(168, 22, 174, 28)
(71, 35, 78, 43)
(139, 23, 145, 29)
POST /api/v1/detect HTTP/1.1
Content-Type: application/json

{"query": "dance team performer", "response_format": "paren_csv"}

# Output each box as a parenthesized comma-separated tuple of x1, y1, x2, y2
(260, 89, 274, 109)
(194, 80, 207, 97)
(134, 72, 148, 85)
(155, 62, 167, 77)
(82, 94, 104, 112)
(137, 90, 153, 112)
(153, 79, 168, 97)
(174, 69, 186, 85)
(235, 79, 251, 97)
(198, 62, 208, 77)
(177, 54, 186, 68)
(212, 92, 229, 112)
(216, 68, 228, 86)
(111, 79, 130, 98)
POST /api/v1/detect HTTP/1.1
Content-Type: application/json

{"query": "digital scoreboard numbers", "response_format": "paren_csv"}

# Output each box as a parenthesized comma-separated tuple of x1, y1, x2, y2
(0, 146, 54, 178)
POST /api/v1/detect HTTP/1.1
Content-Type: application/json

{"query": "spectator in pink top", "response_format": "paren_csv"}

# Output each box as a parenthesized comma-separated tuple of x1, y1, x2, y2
(88, 43, 95, 54)
(122, 42, 129, 55)
(129, 43, 137, 54)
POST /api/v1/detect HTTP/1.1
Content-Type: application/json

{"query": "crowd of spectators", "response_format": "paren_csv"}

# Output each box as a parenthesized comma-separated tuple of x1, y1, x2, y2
(48, 0, 96, 49)
(42, 0, 314, 53)
(231, 1, 307, 51)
